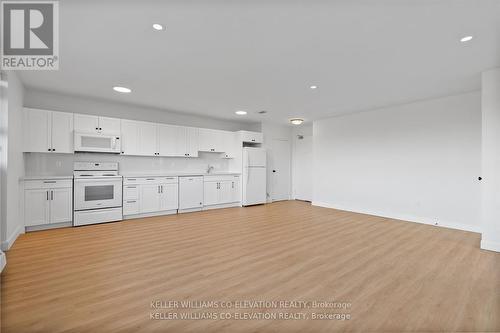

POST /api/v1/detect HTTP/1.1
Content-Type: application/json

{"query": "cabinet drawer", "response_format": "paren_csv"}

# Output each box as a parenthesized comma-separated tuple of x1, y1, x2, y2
(24, 179, 73, 190)
(160, 177, 178, 184)
(123, 185, 139, 200)
(204, 175, 240, 182)
(123, 200, 139, 215)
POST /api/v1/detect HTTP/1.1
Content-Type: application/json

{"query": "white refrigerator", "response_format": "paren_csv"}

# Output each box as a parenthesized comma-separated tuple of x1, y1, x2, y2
(242, 147, 267, 206)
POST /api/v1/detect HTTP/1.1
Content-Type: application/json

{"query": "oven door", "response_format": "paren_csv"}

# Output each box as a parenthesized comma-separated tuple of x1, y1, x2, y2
(74, 177, 123, 211)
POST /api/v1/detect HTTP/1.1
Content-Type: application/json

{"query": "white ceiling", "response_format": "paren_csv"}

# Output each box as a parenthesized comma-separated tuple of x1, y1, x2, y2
(17, 0, 500, 125)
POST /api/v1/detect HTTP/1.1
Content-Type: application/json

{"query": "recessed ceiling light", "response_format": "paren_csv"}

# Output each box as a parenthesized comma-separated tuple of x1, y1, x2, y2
(153, 23, 164, 31)
(290, 118, 304, 125)
(310, 85, 318, 90)
(113, 86, 132, 93)
(235, 110, 247, 115)
(460, 35, 473, 42)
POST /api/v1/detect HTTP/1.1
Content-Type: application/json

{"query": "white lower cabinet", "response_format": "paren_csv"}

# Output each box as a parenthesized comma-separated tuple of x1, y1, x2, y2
(24, 179, 73, 228)
(203, 175, 241, 207)
(123, 177, 179, 217)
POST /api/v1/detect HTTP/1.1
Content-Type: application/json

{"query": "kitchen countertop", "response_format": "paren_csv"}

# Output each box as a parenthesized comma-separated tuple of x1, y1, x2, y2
(22, 175, 74, 181)
(121, 171, 241, 178)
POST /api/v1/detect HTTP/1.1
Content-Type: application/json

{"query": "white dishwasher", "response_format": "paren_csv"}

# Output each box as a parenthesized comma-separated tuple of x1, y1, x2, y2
(178, 176, 204, 213)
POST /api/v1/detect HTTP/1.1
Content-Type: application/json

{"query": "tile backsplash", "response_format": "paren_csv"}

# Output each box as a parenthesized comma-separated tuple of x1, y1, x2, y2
(25, 152, 232, 176)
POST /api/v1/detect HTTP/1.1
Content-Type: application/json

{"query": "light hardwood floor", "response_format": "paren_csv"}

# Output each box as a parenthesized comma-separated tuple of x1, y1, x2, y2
(1, 201, 499, 332)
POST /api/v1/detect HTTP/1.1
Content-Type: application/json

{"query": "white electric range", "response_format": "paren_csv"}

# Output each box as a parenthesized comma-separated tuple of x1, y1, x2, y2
(73, 162, 123, 226)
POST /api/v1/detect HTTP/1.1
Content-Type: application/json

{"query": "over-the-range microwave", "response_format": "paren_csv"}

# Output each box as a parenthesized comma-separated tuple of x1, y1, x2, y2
(74, 132, 121, 153)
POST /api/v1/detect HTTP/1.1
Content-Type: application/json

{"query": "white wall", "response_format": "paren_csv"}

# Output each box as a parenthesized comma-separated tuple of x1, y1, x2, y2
(25, 152, 231, 176)
(313, 92, 482, 232)
(0, 72, 25, 250)
(481, 68, 500, 252)
(24, 89, 260, 132)
(292, 124, 313, 201)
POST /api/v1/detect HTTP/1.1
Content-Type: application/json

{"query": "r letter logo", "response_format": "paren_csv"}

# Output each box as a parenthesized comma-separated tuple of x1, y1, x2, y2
(1, 1, 59, 70)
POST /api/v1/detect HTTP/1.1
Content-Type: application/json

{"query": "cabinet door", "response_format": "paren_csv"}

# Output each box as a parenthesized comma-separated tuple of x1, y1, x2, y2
(219, 181, 233, 204)
(159, 183, 179, 211)
(49, 188, 73, 223)
(74, 114, 99, 133)
(121, 120, 140, 155)
(24, 108, 50, 153)
(158, 124, 180, 156)
(221, 131, 237, 158)
(25, 189, 50, 226)
(198, 129, 220, 152)
(231, 177, 241, 202)
(204, 181, 219, 206)
(51, 111, 74, 153)
(99, 117, 121, 135)
(185, 127, 199, 157)
(140, 184, 160, 213)
(138, 122, 158, 156)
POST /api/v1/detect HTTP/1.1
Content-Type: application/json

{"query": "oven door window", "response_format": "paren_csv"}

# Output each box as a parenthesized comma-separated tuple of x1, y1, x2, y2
(85, 185, 115, 201)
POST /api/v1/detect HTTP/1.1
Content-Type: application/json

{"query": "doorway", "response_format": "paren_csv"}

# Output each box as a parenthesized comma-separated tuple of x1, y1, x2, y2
(269, 139, 291, 201)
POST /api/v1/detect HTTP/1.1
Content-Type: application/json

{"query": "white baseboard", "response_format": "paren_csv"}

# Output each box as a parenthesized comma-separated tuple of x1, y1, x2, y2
(312, 201, 481, 234)
(480, 239, 500, 253)
(123, 210, 177, 220)
(203, 202, 241, 210)
(1, 224, 23, 251)
(0, 251, 6, 273)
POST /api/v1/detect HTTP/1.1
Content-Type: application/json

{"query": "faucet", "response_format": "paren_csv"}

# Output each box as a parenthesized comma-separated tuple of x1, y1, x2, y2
(207, 165, 214, 174)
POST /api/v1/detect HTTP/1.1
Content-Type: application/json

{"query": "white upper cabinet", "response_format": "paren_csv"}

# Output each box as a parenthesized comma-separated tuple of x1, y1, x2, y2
(24, 108, 73, 153)
(221, 131, 238, 158)
(120, 119, 140, 155)
(198, 128, 225, 152)
(138, 121, 158, 156)
(180, 127, 199, 157)
(51, 111, 74, 153)
(74, 114, 120, 135)
(238, 130, 263, 144)
(158, 125, 199, 157)
(24, 108, 50, 153)
(98, 117, 121, 135)
(24, 108, 239, 158)
(158, 124, 181, 157)
(121, 120, 158, 156)
(74, 114, 98, 133)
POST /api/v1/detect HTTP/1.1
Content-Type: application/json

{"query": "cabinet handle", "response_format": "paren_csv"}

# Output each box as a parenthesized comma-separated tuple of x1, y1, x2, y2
(51, 190, 53, 201)
(47, 148, 51, 151)
(127, 200, 136, 203)
(95, 127, 98, 130)
(126, 186, 136, 189)
(146, 178, 155, 180)
(161, 185, 163, 193)
(232, 182, 234, 189)
(43, 181, 56, 184)
(46, 191, 49, 201)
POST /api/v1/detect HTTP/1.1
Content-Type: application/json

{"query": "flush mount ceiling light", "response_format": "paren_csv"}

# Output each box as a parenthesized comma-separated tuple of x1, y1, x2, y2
(460, 35, 473, 42)
(113, 86, 132, 93)
(152, 23, 165, 31)
(309, 85, 318, 90)
(290, 118, 304, 125)
(235, 110, 247, 115)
